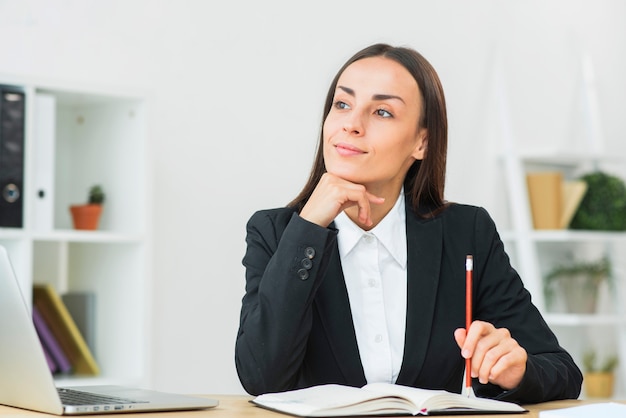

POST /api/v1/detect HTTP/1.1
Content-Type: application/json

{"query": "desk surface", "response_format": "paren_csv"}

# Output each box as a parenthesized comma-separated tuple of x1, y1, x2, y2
(0, 395, 620, 417)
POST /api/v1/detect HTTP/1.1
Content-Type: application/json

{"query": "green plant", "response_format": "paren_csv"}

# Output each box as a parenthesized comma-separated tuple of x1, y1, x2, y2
(543, 257, 611, 313)
(544, 257, 611, 284)
(583, 350, 618, 373)
(88, 185, 105, 205)
(570, 171, 626, 231)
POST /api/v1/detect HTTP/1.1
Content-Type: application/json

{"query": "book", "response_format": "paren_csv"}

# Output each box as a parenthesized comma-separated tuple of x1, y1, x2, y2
(559, 180, 587, 229)
(252, 383, 527, 416)
(40, 335, 58, 373)
(538, 402, 626, 418)
(32, 93, 56, 232)
(32, 304, 73, 374)
(0, 85, 26, 228)
(33, 284, 100, 375)
(526, 172, 563, 230)
(62, 291, 97, 356)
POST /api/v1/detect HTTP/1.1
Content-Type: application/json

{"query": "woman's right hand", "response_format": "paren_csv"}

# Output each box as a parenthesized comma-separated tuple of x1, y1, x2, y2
(299, 173, 385, 228)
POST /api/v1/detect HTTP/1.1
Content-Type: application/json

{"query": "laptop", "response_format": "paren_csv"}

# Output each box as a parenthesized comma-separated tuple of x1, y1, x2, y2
(0, 245, 218, 415)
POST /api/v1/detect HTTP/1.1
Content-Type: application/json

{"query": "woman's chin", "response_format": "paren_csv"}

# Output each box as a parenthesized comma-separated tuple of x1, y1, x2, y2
(326, 170, 366, 185)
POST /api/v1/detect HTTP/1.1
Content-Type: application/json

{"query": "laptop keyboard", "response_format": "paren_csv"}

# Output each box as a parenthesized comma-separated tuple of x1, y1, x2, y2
(58, 388, 148, 406)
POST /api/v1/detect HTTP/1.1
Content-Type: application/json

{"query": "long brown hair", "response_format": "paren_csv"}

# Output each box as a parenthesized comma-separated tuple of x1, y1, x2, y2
(288, 43, 448, 215)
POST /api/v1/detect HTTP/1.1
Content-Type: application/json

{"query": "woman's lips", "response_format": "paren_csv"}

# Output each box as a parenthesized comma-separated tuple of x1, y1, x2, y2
(335, 143, 366, 157)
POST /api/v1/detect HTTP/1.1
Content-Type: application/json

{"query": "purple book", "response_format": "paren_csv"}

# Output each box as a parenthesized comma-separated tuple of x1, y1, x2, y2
(41, 338, 58, 373)
(32, 304, 72, 373)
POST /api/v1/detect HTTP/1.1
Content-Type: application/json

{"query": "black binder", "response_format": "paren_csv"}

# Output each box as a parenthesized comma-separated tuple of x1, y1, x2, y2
(0, 85, 25, 228)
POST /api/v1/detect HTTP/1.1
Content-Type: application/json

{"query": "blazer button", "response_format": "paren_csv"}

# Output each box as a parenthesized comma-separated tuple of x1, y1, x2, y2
(304, 247, 315, 259)
(301, 258, 313, 270)
(297, 268, 309, 280)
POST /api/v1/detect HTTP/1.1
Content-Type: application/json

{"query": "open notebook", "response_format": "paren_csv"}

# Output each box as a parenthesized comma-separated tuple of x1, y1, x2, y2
(0, 245, 218, 415)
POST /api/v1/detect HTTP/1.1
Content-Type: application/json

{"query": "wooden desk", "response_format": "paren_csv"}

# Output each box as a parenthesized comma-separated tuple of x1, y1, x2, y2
(0, 396, 619, 417)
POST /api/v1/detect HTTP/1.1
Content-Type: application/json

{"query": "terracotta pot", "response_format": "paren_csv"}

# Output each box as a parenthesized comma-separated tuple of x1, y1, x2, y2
(584, 372, 614, 398)
(69, 204, 103, 230)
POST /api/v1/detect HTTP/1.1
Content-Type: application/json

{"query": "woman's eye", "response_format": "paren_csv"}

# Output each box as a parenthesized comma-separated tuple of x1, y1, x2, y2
(376, 109, 393, 118)
(334, 101, 350, 110)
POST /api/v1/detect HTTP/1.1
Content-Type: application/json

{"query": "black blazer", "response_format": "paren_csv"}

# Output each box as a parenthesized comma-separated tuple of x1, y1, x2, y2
(235, 203, 582, 403)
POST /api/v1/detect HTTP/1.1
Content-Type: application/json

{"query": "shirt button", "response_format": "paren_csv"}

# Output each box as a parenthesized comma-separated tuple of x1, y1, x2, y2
(301, 258, 313, 270)
(374, 334, 383, 343)
(304, 247, 316, 259)
(297, 269, 309, 280)
(363, 234, 374, 244)
(367, 279, 377, 288)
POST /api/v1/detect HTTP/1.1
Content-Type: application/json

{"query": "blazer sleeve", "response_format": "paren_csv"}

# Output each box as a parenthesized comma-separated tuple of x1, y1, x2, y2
(471, 207, 583, 403)
(235, 209, 338, 395)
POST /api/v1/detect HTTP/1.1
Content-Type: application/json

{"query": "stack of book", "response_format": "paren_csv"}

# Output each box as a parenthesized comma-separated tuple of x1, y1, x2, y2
(31, 284, 99, 376)
(526, 172, 588, 230)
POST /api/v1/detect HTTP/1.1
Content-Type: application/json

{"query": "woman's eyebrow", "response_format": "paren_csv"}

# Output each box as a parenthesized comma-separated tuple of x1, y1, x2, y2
(372, 93, 405, 103)
(337, 85, 405, 103)
(337, 85, 356, 96)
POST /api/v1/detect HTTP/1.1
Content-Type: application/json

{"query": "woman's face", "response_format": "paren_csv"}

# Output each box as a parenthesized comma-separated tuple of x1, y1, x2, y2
(323, 56, 427, 193)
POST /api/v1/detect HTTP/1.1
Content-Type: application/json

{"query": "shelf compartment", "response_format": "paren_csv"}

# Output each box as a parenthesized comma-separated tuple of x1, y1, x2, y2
(30, 88, 146, 235)
(33, 241, 147, 383)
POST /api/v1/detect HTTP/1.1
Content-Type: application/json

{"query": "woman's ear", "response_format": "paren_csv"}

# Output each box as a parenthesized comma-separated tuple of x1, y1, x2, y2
(412, 129, 428, 160)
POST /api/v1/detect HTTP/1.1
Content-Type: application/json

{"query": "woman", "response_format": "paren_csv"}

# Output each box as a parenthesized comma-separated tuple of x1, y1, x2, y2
(235, 43, 582, 403)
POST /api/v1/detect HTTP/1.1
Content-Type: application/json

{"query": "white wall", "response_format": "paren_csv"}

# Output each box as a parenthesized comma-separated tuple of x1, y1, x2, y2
(1, 0, 625, 394)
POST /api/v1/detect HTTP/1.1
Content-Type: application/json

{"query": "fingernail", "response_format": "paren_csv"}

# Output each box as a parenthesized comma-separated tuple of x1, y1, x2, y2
(462, 349, 471, 358)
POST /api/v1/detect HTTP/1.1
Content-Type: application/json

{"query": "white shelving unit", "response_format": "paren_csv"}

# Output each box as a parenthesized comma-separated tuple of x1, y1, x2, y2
(494, 55, 626, 398)
(0, 74, 151, 387)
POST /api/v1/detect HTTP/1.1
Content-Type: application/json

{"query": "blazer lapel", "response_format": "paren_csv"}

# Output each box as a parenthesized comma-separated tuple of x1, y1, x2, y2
(396, 207, 443, 385)
(314, 235, 367, 386)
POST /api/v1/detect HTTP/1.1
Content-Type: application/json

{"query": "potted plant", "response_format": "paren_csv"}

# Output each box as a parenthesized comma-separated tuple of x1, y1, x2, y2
(544, 257, 611, 314)
(583, 350, 618, 398)
(570, 171, 626, 231)
(69, 185, 105, 230)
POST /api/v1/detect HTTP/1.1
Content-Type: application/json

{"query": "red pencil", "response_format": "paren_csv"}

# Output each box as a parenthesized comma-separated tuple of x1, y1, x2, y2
(465, 255, 473, 397)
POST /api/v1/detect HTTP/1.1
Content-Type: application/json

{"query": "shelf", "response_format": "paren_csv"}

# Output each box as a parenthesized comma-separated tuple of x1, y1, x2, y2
(31, 230, 144, 244)
(0, 77, 150, 387)
(0, 230, 144, 244)
(0, 228, 25, 240)
(496, 53, 626, 399)
(545, 313, 626, 327)
(515, 152, 623, 166)
(501, 230, 626, 243)
(54, 374, 144, 387)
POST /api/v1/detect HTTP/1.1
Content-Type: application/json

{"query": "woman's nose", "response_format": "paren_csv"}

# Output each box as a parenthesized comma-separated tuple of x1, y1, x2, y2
(342, 112, 364, 136)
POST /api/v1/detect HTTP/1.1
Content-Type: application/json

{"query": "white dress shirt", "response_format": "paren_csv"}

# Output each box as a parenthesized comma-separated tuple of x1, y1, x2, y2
(334, 191, 407, 384)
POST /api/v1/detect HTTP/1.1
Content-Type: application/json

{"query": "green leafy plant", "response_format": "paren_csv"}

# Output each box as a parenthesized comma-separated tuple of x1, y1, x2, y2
(545, 257, 611, 284)
(88, 185, 105, 205)
(544, 257, 611, 313)
(570, 171, 626, 231)
(583, 350, 618, 373)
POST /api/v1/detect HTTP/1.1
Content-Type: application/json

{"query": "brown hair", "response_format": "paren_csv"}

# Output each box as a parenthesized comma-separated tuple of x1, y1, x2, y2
(288, 43, 448, 215)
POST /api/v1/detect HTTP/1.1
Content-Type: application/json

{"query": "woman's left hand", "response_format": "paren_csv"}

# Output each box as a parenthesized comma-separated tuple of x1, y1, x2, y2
(454, 320, 527, 390)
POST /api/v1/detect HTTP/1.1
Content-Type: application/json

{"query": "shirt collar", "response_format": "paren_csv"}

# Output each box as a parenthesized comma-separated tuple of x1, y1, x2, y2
(334, 190, 407, 268)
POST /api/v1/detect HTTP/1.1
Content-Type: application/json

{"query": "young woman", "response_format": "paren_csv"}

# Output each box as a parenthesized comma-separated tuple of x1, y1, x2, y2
(235, 43, 582, 403)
